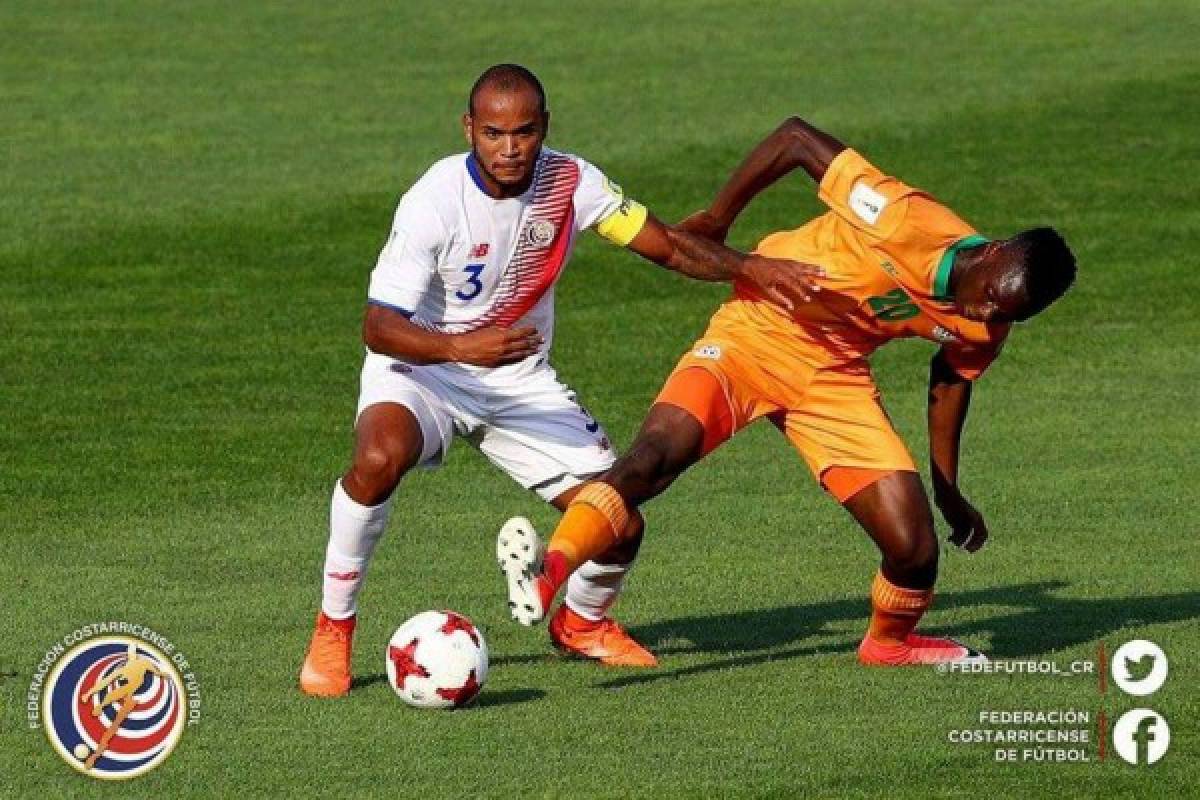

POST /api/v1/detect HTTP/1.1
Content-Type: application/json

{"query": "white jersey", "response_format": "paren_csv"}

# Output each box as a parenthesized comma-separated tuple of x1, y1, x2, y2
(366, 148, 641, 382)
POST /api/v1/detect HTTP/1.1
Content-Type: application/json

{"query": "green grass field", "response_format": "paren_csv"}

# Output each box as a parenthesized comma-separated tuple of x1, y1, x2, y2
(3, 1, 1198, 796)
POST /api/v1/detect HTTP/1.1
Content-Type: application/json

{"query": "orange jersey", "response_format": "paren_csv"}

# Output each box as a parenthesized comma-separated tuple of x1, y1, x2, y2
(731, 148, 1010, 379)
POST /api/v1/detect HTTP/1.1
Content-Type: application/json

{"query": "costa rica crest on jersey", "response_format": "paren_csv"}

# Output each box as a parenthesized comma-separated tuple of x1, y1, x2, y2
(523, 218, 557, 248)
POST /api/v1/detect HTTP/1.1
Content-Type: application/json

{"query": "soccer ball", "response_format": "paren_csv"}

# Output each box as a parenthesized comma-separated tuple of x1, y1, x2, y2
(385, 610, 488, 709)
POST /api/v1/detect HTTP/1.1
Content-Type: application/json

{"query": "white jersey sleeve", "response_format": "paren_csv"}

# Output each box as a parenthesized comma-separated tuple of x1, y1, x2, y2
(573, 161, 624, 230)
(573, 160, 649, 247)
(366, 185, 446, 315)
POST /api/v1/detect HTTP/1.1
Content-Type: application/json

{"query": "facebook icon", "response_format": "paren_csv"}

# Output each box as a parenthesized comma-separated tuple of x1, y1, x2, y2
(1113, 709, 1170, 765)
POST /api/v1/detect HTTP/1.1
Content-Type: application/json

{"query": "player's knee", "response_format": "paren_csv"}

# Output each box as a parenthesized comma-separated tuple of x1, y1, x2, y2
(883, 525, 939, 585)
(348, 440, 413, 500)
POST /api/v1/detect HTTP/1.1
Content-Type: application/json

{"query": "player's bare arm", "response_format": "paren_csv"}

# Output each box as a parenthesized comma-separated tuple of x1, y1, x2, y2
(362, 303, 542, 368)
(624, 212, 824, 309)
(685, 117, 848, 241)
(928, 349, 988, 552)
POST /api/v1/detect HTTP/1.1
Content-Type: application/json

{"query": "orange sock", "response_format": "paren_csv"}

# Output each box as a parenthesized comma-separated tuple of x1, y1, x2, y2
(543, 483, 630, 593)
(866, 571, 933, 645)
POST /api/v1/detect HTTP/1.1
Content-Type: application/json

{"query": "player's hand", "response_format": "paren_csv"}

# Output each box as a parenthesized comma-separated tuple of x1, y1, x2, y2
(937, 492, 989, 553)
(676, 210, 730, 244)
(450, 326, 542, 367)
(741, 255, 825, 311)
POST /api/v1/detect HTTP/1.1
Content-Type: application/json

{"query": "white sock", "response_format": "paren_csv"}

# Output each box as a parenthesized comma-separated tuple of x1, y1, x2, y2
(564, 559, 632, 621)
(321, 481, 393, 620)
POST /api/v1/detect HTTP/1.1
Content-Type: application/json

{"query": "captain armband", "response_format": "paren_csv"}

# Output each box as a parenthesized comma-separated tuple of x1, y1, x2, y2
(595, 196, 649, 247)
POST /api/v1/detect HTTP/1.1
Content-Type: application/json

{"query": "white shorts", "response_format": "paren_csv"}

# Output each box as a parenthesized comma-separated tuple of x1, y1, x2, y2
(356, 353, 616, 501)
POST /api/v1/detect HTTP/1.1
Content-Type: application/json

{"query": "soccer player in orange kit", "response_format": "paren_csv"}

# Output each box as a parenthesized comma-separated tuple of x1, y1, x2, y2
(497, 116, 1076, 665)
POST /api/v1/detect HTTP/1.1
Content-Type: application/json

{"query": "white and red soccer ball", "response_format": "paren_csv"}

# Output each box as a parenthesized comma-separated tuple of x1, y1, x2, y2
(385, 611, 488, 709)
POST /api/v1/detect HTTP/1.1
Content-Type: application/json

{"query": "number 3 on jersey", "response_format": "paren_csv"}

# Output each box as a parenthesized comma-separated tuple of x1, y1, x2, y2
(455, 263, 486, 301)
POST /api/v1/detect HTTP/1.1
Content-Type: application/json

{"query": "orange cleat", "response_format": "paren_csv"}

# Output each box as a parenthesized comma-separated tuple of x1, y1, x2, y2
(299, 612, 356, 697)
(857, 632, 987, 666)
(548, 605, 658, 668)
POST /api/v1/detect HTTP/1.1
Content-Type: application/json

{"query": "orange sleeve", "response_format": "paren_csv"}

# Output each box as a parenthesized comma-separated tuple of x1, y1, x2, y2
(940, 326, 1010, 380)
(819, 149, 979, 302)
(817, 148, 916, 241)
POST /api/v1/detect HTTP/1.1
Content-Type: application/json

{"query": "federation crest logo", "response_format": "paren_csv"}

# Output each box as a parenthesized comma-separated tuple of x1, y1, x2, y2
(523, 218, 556, 248)
(42, 636, 187, 780)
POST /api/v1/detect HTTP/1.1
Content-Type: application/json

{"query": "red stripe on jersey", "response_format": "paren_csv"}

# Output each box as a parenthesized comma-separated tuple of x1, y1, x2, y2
(428, 153, 581, 334)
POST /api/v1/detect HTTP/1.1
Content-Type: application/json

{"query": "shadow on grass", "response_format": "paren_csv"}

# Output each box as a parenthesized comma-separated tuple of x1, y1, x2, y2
(351, 673, 546, 707)
(935, 583, 1200, 658)
(597, 581, 1200, 689)
(471, 688, 547, 708)
(490, 652, 559, 668)
(351, 673, 391, 690)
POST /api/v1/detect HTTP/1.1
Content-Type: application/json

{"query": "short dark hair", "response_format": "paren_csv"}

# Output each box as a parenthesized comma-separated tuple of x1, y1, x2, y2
(1011, 227, 1076, 320)
(468, 64, 546, 115)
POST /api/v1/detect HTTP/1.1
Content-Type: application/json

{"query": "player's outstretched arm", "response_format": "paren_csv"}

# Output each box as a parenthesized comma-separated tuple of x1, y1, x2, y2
(928, 349, 989, 553)
(363, 304, 542, 368)
(688, 117, 848, 243)
(624, 213, 824, 310)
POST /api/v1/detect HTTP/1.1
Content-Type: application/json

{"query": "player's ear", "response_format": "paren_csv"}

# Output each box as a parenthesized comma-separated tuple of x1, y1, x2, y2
(461, 113, 473, 145)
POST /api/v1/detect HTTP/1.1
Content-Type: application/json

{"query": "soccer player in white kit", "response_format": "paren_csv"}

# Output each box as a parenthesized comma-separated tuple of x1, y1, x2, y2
(300, 65, 823, 696)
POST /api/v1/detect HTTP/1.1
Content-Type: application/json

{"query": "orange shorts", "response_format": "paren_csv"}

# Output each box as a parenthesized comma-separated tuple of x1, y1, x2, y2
(655, 303, 916, 502)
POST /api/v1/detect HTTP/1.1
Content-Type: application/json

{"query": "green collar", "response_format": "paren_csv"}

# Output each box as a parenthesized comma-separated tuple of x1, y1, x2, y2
(933, 234, 990, 302)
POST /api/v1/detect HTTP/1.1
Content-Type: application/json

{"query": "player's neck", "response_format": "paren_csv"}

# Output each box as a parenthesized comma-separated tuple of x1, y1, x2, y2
(947, 246, 987, 296)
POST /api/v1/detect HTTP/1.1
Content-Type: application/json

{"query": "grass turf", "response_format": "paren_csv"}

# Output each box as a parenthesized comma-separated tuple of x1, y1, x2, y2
(2, 1, 1198, 797)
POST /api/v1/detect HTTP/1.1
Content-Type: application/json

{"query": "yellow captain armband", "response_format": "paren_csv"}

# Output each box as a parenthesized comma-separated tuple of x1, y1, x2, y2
(595, 196, 649, 247)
